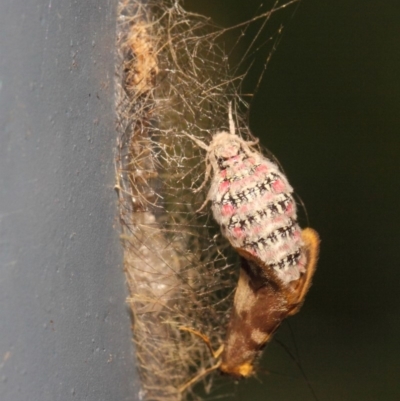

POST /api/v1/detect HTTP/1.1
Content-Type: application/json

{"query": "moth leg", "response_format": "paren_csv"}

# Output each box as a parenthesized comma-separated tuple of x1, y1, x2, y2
(178, 327, 223, 393)
(195, 193, 211, 213)
(287, 227, 320, 316)
(181, 130, 213, 203)
(179, 326, 224, 359)
(178, 360, 222, 394)
(194, 159, 212, 195)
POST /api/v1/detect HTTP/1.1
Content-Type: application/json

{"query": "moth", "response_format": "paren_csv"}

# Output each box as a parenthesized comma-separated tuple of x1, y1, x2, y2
(184, 105, 320, 378)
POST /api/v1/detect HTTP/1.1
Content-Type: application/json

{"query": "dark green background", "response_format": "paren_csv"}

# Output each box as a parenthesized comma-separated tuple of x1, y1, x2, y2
(185, 1, 400, 400)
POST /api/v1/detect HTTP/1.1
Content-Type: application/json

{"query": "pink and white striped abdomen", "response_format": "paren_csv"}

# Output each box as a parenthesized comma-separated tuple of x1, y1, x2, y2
(209, 140, 305, 284)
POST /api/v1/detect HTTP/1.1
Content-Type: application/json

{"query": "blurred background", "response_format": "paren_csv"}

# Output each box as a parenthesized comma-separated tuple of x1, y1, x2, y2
(185, 0, 400, 400)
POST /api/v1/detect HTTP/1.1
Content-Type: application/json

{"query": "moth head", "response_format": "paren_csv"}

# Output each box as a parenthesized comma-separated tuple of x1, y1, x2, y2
(209, 132, 244, 169)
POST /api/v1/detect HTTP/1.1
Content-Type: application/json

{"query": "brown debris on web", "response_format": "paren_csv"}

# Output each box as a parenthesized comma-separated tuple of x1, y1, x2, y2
(115, 1, 302, 400)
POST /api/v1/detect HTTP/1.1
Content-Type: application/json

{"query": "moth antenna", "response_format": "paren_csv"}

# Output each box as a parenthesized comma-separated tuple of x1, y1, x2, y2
(228, 101, 235, 136)
(275, 338, 320, 401)
(182, 131, 210, 151)
(294, 192, 310, 226)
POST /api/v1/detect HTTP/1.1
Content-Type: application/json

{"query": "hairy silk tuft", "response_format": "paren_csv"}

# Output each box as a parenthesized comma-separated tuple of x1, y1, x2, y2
(115, 0, 315, 400)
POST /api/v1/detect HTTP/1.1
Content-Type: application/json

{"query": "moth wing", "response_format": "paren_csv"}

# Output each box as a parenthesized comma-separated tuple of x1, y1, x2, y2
(234, 227, 320, 315)
(233, 247, 284, 289)
(287, 227, 320, 316)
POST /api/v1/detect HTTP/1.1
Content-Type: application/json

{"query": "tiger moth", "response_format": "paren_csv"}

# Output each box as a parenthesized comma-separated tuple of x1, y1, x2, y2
(184, 104, 320, 378)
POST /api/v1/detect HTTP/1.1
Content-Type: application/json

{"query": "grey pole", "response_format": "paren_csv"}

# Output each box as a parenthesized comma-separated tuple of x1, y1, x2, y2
(0, 1, 139, 400)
